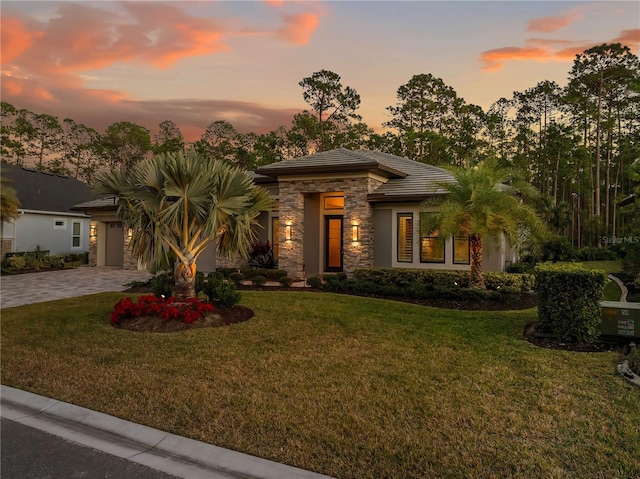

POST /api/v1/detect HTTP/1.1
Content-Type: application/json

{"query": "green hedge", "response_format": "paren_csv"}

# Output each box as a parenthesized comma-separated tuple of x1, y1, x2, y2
(351, 268, 533, 292)
(534, 262, 607, 342)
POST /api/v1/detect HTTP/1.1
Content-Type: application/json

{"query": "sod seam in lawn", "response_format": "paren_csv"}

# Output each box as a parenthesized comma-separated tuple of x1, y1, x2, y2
(2, 291, 638, 479)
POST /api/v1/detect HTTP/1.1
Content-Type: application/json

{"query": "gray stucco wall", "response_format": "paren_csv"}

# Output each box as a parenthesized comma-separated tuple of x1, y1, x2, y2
(12, 212, 89, 255)
(373, 208, 392, 267)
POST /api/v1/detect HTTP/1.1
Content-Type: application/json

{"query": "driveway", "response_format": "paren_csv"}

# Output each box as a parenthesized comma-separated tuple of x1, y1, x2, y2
(1, 267, 152, 308)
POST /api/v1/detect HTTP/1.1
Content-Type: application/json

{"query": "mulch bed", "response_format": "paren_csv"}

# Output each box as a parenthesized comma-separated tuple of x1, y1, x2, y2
(113, 302, 254, 333)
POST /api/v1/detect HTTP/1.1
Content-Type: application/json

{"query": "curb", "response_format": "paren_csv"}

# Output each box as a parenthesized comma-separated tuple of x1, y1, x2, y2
(1, 385, 335, 479)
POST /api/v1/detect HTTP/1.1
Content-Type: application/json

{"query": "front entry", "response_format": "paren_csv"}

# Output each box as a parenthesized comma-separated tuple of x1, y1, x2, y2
(324, 216, 343, 272)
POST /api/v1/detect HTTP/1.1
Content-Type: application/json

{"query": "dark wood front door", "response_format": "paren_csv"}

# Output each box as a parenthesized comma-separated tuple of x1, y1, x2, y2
(324, 216, 343, 272)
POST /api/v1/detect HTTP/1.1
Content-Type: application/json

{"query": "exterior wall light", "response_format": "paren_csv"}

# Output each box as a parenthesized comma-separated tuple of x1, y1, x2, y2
(89, 224, 97, 238)
(352, 224, 360, 242)
(127, 228, 133, 239)
(285, 224, 292, 241)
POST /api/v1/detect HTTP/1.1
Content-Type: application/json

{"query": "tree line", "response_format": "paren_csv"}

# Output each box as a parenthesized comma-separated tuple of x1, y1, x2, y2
(1, 43, 638, 249)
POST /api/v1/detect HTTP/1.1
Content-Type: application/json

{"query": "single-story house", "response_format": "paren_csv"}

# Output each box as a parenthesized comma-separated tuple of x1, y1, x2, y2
(251, 148, 517, 278)
(1, 163, 94, 258)
(73, 148, 516, 276)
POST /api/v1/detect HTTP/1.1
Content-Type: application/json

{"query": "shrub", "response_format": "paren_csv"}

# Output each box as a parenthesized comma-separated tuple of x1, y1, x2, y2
(266, 269, 289, 280)
(215, 280, 242, 309)
(46, 255, 66, 268)
(279, 276, 294, 287)
(217, 267, 237, 278)
(25, 245, 48, 270)
(150, 272, 173, 298)
(203, 275, 223, 302)
(7, 256, 26, 269)
(534, 262, 607, 342)
(307, 276, 323, 289)
(576, 246, 619, 261)
(110, 295, 214, 325)
(252, 275, 267, 286)
(248, 241, 277, 269)
(229, 272, 245, 284)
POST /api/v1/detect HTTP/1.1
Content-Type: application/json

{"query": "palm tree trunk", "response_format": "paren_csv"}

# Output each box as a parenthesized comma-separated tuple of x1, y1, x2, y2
(469, 233, 485, 289)
(174, 258, 196, 300)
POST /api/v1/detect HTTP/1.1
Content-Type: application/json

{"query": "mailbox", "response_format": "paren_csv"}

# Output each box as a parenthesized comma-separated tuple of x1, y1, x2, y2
(600, 301, 640, 338)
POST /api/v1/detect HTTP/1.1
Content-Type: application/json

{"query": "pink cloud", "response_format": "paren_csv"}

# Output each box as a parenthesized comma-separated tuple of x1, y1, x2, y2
(613, 29, 640, 47)
(527, 7, 583, 33)
(480, 47, 555, 72)
(277, 13, 321, 45)
(0, 17, 43, 64)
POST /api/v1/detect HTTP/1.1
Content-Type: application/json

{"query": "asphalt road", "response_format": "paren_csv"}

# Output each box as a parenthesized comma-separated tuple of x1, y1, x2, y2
(1, 418, 178, 479)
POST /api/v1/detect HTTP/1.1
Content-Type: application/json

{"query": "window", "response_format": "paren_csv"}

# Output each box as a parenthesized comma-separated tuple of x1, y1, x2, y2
(72, 221, 81, 248)
(420, 213, 445, 263)
(271, 217, 279, 259)
(53, 218, 66, 230)
(324, 195, 344, 210)
(453, 237, 470, 264)
(397, 213, 413, 263)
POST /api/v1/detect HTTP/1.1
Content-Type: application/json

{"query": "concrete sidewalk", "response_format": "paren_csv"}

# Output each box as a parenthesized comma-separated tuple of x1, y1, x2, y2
(1, 386, 335, 479)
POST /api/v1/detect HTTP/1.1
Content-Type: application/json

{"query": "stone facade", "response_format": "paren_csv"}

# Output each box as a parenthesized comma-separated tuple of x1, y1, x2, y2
(278, 175, 385, 279)
(1, 239, 13, 260)
(122, 225, 139, 270)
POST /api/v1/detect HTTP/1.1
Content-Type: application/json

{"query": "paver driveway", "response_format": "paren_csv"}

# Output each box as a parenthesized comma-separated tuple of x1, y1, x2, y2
(1, 267, 152, 308)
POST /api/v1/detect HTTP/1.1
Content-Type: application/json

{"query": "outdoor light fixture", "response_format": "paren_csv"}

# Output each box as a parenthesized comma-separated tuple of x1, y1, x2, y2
(89, 224, 97, 238)
(285, 224, 292, 241)
(127, 228, 133, 239)
(352, 224, 360, 242)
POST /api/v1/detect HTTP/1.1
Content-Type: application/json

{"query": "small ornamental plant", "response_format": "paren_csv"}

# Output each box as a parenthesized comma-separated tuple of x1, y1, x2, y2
(110, 295, 215, 326)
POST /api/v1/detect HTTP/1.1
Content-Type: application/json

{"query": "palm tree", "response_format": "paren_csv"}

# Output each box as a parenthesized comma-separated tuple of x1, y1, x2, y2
(0, 177, 21, 222)
(421, 157, 546, 289)
(94, 151, 273, 299)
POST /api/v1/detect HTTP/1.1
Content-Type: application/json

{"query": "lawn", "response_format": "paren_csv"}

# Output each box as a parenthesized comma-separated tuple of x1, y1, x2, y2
(2, 291, 638, 479)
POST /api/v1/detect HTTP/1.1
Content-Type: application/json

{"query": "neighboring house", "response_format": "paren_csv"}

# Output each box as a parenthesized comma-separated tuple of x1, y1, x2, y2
(74, 148, 517, 275)
(0, 163, 95, 258)
(252, 148, 517, 278)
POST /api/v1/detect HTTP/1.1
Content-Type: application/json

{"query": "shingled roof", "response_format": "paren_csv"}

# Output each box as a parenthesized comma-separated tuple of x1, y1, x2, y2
(256, 148, 455, 202)
(1, 163, 95, 213)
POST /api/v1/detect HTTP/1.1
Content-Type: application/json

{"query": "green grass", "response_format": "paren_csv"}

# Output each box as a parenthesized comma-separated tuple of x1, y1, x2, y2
(579, 260, 622, 274)
(2, 292, 638, 479)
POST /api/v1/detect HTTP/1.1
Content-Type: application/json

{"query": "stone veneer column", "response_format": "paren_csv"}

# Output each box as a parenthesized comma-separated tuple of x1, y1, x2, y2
(343, 177, 384, 276)
(1, 239, 13, 260)
(88, 225, 98, 267)
(122, 225, 139, 269)
(278, 180, 305, 279)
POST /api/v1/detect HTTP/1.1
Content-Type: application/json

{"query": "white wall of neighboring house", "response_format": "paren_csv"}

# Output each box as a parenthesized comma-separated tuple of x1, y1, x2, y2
(2, 210, 90, 255)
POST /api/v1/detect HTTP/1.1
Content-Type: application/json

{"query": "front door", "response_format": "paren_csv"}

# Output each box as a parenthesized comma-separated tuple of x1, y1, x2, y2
(324, 216, 343, 272)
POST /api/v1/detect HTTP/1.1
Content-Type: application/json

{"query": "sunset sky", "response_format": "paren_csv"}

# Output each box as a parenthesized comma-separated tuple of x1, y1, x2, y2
(2, 1, 638, 141)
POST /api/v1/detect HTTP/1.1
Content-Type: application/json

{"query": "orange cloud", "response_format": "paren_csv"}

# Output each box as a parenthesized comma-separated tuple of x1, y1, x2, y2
(482, 28, 640, 71)
(480, 47, 553, 71)
(264, 0, 285, 6)
(277, 13, 320, 45)
(527, 7, 583, 33)
(0, 17, 43, 65)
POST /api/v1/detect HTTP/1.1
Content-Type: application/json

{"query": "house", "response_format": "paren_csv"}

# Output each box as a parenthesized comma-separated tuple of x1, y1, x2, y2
(0, 163, 95, 258)
(71, 195, 217, 271)
(251, 148, 517, 278)
(74, 148, 517, 275)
